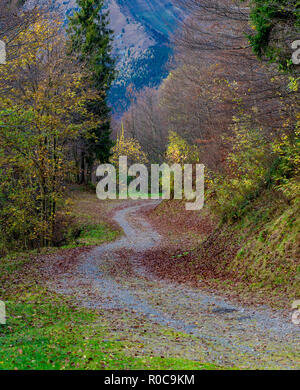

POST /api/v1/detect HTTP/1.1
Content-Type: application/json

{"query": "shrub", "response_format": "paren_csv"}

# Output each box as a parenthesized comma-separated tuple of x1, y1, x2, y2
(209, 115, 273, 221)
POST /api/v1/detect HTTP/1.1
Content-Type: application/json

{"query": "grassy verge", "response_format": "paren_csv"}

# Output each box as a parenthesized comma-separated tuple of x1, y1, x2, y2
(62, 186, 123, 248)
(0, 286, 217, 370)
(0, 259, 219, 370)
(146, 189, 299, 308)
(63, 222, 119, 248)
(210, 190, 300, 306)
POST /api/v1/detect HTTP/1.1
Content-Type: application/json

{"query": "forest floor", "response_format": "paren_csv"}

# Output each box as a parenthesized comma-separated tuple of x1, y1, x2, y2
(0, 190, 299, 370)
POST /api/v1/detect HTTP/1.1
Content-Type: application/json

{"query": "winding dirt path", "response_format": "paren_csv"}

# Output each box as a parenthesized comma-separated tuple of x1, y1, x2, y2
(46, 200, 299, 369)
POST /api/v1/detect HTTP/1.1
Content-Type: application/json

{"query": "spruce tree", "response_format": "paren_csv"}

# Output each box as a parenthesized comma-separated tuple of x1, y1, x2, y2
(67, 0, 115, 183)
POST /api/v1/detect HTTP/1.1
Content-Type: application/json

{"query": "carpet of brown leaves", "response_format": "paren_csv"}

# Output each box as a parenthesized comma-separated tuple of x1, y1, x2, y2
(139, 200, 293, 309)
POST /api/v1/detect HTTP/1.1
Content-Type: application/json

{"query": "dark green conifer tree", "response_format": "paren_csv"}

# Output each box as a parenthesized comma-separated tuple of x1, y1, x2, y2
(67, 0, 116, 183)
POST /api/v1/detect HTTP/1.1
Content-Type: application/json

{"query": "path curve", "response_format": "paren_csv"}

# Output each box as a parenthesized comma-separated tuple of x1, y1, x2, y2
(48, 200, 300, 369)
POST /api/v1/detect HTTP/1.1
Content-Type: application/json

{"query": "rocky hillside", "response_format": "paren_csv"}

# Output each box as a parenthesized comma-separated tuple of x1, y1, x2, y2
(108, 0, 184, 114)
(27, 0, 184, 113)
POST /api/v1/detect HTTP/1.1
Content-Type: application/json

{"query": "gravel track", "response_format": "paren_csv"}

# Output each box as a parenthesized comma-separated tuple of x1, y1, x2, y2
(47, 200, 300, 369)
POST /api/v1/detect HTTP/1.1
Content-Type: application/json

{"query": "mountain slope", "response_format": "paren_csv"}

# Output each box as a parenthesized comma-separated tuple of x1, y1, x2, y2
(27, 0, 184, 113)
(109, 0, 184, 114)
(116, 0, 182, 38)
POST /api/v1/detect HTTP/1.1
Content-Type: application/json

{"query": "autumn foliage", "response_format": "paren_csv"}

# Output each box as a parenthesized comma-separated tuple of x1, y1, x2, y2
(0, 11, 102, 252)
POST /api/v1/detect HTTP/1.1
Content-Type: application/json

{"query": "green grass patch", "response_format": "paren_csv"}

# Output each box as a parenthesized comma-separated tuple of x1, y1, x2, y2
(0, 286, 219, 370)
(75, 223, 119, 247)
(221, 190, 300, 301)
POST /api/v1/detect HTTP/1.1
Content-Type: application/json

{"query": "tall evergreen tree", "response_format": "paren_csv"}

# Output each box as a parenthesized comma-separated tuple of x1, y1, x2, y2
(67, 0, 116, 183)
